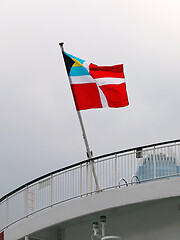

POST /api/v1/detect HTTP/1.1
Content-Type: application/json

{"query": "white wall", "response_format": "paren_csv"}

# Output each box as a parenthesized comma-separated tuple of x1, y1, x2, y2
(4, 177, 180, 240)
(65, 197, 180, 240)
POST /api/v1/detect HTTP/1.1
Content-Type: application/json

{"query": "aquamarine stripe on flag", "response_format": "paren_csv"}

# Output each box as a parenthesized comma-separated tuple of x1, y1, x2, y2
(64, 52, 85, 64)
(69, 66, 90, 77)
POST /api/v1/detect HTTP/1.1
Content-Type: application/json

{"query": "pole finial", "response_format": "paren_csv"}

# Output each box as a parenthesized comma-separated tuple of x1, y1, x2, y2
(59, 42, 64, 51)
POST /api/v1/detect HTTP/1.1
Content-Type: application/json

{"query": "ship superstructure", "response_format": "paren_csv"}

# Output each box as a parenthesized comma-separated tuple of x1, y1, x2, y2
(1, 140, 180, 240)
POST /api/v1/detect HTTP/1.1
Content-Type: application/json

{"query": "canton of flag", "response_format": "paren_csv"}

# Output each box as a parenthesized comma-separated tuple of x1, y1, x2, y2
(62, 51, 129, 111)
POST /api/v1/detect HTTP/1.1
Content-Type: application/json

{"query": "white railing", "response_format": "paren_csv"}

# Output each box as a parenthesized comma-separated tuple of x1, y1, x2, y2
(0, 140, 180, 232)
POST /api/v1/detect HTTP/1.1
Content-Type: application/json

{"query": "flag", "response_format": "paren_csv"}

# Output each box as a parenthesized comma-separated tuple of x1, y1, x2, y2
(62, 51, 129, 111)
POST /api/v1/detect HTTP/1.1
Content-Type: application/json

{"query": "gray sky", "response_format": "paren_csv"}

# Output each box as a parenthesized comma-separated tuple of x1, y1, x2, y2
(1, 0, 180, 197)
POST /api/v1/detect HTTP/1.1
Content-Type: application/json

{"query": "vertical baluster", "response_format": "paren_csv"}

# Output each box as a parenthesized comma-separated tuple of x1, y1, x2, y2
(115, 154, 117, 187)
(158, 148, 163, 177)
(86, 162, 89, 195)
(39, 181, 41, 210)
(99, 160, 101, 189)
(71, 170, 73, 198)
(130, 153, 132, 183)
(6, 197, 9, 227)
(51, 175, 53, 207)
(153, 146, 156, 179)
(65, 172, 67, 200)
(90, 162, 93, 193)
(62, 173, 64, 201)
(75, 169, 77, 197)
(54, 176, 56, 204)
(127, 154, 129, 184)
(159, 147, 162, 177)
(58, 174, 60, 203)
(175, 143, 178, 174)
(122, 155, 124, 181)
(112, 158, 113, 187)
(106, 159, 108, 188)
(178, 143, 180, 167)
(166, 146, 169, 176)
(125, 155, 127, 183)
(80, 164, 82, 197)
(168, 146, 170, 176)
(163, 147, 166, 177)
(170, 146, 172, 175)
(147, 149, 150, 180)
(67, 171, 69, 199)
(25, 186, 28, 217)
(174, 144, 176, 174)
(103, 160, 105, 189)
(32, 187, 35, 213)
(109, 159, 111, 187)
(35, 184, 36, 212)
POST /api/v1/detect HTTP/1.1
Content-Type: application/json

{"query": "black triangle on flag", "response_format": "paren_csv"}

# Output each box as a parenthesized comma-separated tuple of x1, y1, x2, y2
(62, 52, 75, 76)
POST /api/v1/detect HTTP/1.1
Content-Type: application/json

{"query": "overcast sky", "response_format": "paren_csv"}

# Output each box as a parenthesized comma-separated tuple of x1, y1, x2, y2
(1, 0, 180, 197)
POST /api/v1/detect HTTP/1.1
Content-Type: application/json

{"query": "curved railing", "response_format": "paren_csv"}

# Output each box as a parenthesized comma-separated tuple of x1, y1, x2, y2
(0, 139, 180, 231)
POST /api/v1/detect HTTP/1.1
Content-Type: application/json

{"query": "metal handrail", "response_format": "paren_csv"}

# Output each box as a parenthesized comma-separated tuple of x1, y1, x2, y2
(1, 139, 179, 203)
(131, 175, 141, 184)
(118, 178, 128, 187)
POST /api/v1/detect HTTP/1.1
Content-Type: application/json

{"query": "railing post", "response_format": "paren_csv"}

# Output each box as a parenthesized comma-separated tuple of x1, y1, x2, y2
(86, 162, 89, 195)
(72, 169, 74, 197)
(178, 143, 180, 166)
(80, 164, 82, 197)
(25, 236, 29, 240)
(153, 146, 156, 179)
(6, 197, 8, 227)
(25, 185, 28, 217)
(115, 154, 117, 187)
(51, 174, 53, 207)
(90, 162, 93, 193)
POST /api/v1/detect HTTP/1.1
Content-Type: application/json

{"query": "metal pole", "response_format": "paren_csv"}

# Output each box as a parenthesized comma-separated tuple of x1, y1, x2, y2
(77, 110, 92, 158)
(59, 42, 100, 191)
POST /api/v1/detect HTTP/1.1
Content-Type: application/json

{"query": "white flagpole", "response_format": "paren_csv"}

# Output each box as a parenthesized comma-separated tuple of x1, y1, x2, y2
(59, 42, 100, 191)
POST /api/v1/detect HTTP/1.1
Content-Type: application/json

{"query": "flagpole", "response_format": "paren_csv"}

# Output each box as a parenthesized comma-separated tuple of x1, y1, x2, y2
(76, 110, 92, 158)
(59, 42, 100, 191)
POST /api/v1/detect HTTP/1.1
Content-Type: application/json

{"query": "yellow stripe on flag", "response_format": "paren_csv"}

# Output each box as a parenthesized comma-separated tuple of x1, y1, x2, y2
(72, 58, 83, 67)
